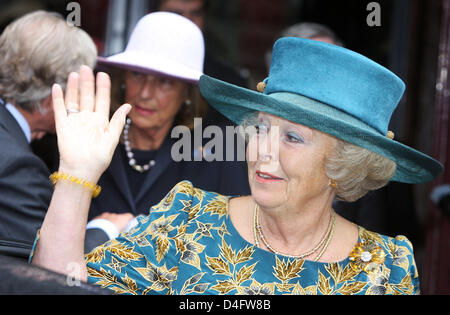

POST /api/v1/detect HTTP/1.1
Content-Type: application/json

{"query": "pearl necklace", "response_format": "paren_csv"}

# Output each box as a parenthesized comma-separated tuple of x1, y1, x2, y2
(123, 118, 156, 173)
(253, 204, 336, 261)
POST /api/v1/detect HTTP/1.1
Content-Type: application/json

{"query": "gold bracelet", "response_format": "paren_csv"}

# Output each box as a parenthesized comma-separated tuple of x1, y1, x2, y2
(49, 171, 101, 198)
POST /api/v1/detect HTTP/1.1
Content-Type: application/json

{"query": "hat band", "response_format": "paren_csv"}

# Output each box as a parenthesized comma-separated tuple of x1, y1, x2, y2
(268, 92, 381, 136)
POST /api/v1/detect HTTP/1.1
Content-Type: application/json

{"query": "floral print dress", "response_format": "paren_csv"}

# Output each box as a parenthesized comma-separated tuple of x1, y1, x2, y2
(85, 181, 420, 295)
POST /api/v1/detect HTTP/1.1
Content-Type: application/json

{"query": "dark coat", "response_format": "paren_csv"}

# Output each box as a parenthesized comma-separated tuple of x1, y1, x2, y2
(0, 101, 108, 252)
(0, 102, 52, 243)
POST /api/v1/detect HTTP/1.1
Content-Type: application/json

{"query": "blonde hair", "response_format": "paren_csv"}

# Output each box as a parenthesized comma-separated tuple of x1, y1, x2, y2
(326, 139, 397, 202)
(0, 10, 97, 111)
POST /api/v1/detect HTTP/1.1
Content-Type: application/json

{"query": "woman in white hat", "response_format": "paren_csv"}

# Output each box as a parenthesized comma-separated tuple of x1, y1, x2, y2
(31, 37, 442, 295)
(88, 12, 250, 240)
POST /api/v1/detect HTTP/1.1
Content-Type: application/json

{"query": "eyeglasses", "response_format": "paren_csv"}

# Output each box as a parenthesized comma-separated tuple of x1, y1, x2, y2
(126, 71, 178, 92)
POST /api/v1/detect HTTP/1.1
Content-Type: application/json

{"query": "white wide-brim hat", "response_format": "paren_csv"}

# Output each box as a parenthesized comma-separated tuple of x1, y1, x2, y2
(97, 12, 205, 84)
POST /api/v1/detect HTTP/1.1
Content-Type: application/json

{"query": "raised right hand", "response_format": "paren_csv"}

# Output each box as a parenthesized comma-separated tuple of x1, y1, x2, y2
(52, 66, 131, 182)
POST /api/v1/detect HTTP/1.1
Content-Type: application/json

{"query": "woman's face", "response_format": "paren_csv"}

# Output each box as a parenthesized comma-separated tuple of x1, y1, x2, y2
(247, 113, 337, 210)
(125, 71, 188, 131)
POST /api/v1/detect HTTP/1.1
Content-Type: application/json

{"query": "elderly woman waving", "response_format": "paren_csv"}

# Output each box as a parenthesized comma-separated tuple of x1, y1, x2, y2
(31, 38, 443, 295)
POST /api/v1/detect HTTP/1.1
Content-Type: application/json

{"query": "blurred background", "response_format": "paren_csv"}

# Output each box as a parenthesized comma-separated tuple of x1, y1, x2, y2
(0, 0, 448, 294)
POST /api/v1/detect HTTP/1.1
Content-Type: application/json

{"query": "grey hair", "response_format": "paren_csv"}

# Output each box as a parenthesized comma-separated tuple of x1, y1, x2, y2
(326, 139, 397, 202)
(0, 10, 97, 111)
(265, 22, 344, 70)
(281, 22, 344, 47)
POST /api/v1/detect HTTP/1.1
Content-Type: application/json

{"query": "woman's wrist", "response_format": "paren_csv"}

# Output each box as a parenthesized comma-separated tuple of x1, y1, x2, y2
(50, 171, 102, 198)
(53, 163, 104, 198)
(57, 162, 103, 185)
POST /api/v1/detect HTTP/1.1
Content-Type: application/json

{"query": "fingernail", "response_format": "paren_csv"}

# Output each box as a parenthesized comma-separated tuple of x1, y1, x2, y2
(80, 65, 91, 73)
(124, 104, 132, 115)
(69, 72, 79, 80)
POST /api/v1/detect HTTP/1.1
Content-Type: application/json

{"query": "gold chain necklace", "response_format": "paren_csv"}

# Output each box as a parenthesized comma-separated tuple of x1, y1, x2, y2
(253, 204, 336, 261)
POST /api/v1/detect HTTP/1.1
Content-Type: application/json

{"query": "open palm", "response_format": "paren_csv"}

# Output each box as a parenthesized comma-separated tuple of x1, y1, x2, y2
(52, 66, 130, 182)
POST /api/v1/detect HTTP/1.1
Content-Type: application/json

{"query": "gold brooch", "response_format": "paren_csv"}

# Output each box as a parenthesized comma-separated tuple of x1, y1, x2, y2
(349, 241, 385, 273)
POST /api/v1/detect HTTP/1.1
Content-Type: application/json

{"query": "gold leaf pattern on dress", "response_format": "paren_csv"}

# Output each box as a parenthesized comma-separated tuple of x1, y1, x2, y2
(176, 222, 187, 238)
(177, 233, 205, 270)
(336, 281, 367, 295)
(87, 266, 139, 294)
(161, 190, 176, 210)
(179, 272, 210, 294)
(176, 181, 196, 196)
(324, 263, 341, 284)
(235, 262, 257, 285)
(152, 189, 177, 213)
(135, 259, 178, 293)
(187, 201, 201, 221)
(82, 181, 421, 295)
(392, 239, 412, 272)
(203, 196, 228, 218)
(339, 264, 360, 283)
(272, 256, 305, 282)
(147, 213, 179, 263)
(220, 238, 236, 264)
(148, 214, 178, 239)
(318, 271, 333, 295)
(122, 273, 139, 293)
(235, 246, 256, 265)
(291, 282, 316, 295)
(206, 255, 231, 276)
(85, 245, 106, 264)
(155, 236, 170, 263)
(391, 273, 413, 295)
(325, 262, 360, 285)
(87, 266, 111, 283)
(360, 228, 384, 244)
(275, 282, 295, 293)
(192, 187, 205, 201)
(210, 279, 236, 294)
(108, 239, 143, 261)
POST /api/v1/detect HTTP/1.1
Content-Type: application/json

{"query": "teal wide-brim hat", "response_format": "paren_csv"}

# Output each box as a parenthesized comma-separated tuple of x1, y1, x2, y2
(199, 37, 443, 184)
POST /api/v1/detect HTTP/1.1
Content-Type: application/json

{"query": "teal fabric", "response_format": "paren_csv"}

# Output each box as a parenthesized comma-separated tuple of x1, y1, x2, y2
(85, 181, 420, 295)
(266, 38, 405, 135)
(198, 37, 443, 184)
